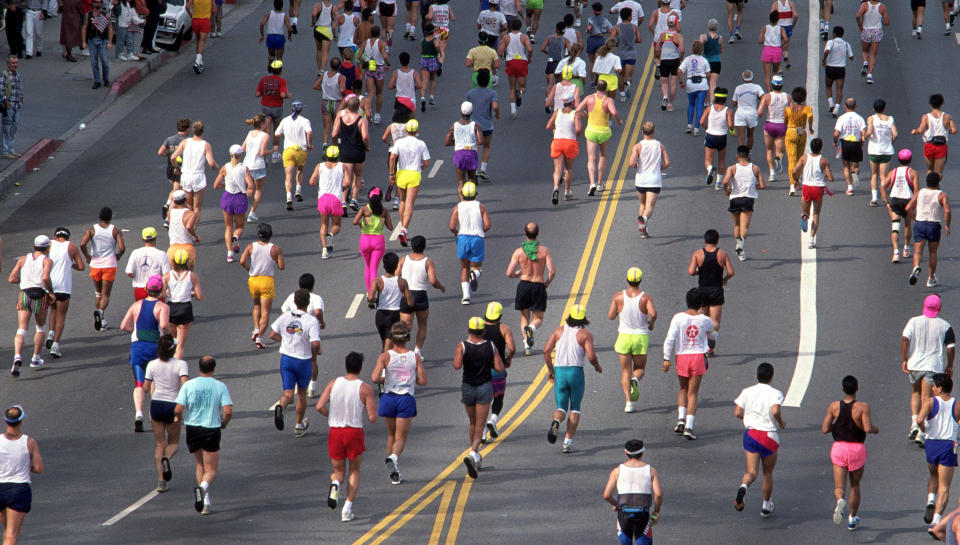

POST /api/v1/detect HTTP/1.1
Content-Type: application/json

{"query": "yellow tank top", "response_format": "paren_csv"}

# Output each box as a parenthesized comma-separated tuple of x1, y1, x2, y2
(587, 93, 611, 129)
(192, 0, 212, 19)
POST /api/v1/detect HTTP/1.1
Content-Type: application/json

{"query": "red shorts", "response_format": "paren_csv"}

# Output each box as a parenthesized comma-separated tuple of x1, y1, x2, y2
(801, 184, 824, 202)
(830, 441, 867, 472)
(676, 353, 707, 377)
(550, 138, 579, 159)
(506, 59, 529, 78)
(192, 17, 211, 34)
(328, 426, 365, 460)
(925, 141, 948, 160)
(89, 267, 117, 282)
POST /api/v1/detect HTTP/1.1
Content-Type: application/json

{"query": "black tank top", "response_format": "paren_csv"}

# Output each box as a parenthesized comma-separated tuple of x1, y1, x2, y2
(461, 339, 494, 386)
(698, 248, 723, 288)
(339, 116, 365, 154)
(831, 400, 867, 443)
(482, 324, 507, 364)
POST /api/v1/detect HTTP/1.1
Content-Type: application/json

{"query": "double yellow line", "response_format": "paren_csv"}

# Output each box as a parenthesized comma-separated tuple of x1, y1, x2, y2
(352, 47, 657, 545)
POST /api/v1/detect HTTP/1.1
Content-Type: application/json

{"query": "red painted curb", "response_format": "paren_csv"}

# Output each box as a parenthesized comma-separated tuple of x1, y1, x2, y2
(22, 138, 63, 172)
(111, 66, 144, 95)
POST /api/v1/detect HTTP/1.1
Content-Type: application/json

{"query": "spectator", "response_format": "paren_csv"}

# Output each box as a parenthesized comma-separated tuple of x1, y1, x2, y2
(59, 0, 82, 61)
(5, 0, 26, 59)
(0, 55, 23, 158)
(81, 0, 113, 89)
(23, 0, 43, 58)
(141, 0, 161, 53)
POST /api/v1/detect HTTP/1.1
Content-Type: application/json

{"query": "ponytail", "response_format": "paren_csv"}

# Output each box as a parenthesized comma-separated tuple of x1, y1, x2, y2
(245, 114, 266, 129)
(368, 188, 384, 216)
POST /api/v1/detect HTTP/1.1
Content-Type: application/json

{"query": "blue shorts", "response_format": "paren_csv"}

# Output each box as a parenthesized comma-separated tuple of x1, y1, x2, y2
(280, 354, 312, 391)
(926, 439, 958, 467)
(130, 341, 157, 384)
(266, 33, 286, 50)
(622, 58, 636, 65)
(743, 429, 780, 458)
(457, 235, 485, 263)
(781, 24, 793, 38)
(0, 483, 31, 513)
(554, 366, 585, 413)
(914, 220, 942, 243)
(378, 392, 418, 418)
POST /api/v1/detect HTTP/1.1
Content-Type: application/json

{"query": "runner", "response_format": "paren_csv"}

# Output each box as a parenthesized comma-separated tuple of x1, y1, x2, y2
(0, 405, 43, 543)
(165, 191, 199, 272)
(280, 273, 326, 398)
(822, 375, 879, 531)
(911, 93, 957, 177)
(499, 18, 532, 120)
(389, 119, 430, 246)
(881, 149, 920, 263)
(255, 61, 291, 151)
(381, 99, 413, 211)
(819, 0, 834, 40)
(865, 99, 897, 207)
(506, 223, 556, 355)
(425, 0, 452, 66)
(699, 18, 721, 102)
(119, 275, 170, 432)
(732, 70, 763, 149)
(169, 121, 218, 217)
(556, 35, 587, 97)
(286, 0, 301, 34)
(240, 223, 285, 349)
(576, 81, 622, 195)
(465, 70, 500, 182)
(610, 0, 644, 27)
(317, 352, 376, 521)
(654, 14, 682, 112)
(333, 97, 370, 212)
(270, 289, 321, 438)
(524, 0, 542, 41)
(242, 114, 271, 223)
(770, 0, 797, 70)
(378, 0, 396, 42)
(156, 118, 191, 228)
(185, 0, 212, 73)
(822, 26, 853, 118)
(454, 316, 505, 476)
(450, 182, 491, 305)
(548, 54, 583, 114)
(124, 227, 169, 302)
(403, 0, 419, 38)
(662, 287, 716, 440)
(780, 87, 813, 196)
(311, 0, 335, 73)
(919, 373, 960, 531)
(757, 11, 787, 91)
(722, 145, 765, 260)
(8, 236, 54, 374)
(213, 145, 255, 263)
(700, 86, 733, 189)
(467, 32, 501, 90)
(368, 252, 414, 351)
(541, 23, 569, 106)
(500, 0, 522, 33)
(259, 0, 292, 62)
(414, 33, 435, 110)
(547, 92, 582, 205)
(478, 3, 507, 49)
(907, 172, 951, 287)
(359, 26, 389, 124)
(45, 228, 84, 359)
(585, 2, 613, 76)
(602, 439, 662, 545)
(911, 0, 925, 38)
(310, 145, 346, 259)
(833, 98, 866, 196)
(687, 229, 733, 354)
(163, 250, 202, 359)
(854, 0, 888, 85)
(793, 138, 835, 249)
(544, 305, 601, 453)
(608, 267, 656, 413)
(903, 294, 956, 447)
(275, 101, 314, 211)
(648, 1, 681, 83)
(353, 187, 393, 289)
(733, 362, 786, 518)
(397, 236, 444, 355)
(174, 355, 233, 515)
(336, 1, 360, 57)
(678, 40, 709, 136)
(481, 301, 516, 443)
(315, 59, 346, 149)
(727, 0, 744, 43)
(80, 207, 125, 331)
(629, 121, 670, 238)
(445, 102, 483, 196)
(592, 38, 622, 99)
(142, 335, 187, 493)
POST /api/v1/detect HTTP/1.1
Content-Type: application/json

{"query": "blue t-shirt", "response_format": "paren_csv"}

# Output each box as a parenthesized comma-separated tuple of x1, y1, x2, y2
(588, 14, 613, 37)
(175, 376, 233, 429)
(466, 87, 499, 132)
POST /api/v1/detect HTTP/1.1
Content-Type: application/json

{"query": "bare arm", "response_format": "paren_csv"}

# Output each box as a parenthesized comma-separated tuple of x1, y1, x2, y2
(315, 379, 335, 416)
(821, 402, 837, 434)
(425, 258, 445, 292)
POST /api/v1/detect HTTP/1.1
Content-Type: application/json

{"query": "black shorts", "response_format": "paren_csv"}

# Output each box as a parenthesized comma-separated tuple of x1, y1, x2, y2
(824, 65, 845, 81)
(709, 61, 721, 74)
(168, 302, 194, 325)
(166, 164, 181, 183)
(0, 483, 31, 513)
(399, 290, 429, 313)
(617, 509, 650, 543)
(699, 286, 725, 306)
(514, 280, 548, 312)
(340, 148, 367, 164)
(728, 196, 755, 214)
(705, 133, 727, 150)
(726, 0, 743, 3)
(890, 197, 910, 218)
(314, 28, 331, 42)
(841, 140, 863, 163)
(375, 309, 401, 341)
(53, 292, 70, 302)
(636, 186, 661, 194)
(150, 399, 177, 424)
(545, 59, 559, 75)
(659, 58, 680, 76)
(379, 1, 396, 16)
(186, 425, 221, 453)
(912, 0, 926, 8)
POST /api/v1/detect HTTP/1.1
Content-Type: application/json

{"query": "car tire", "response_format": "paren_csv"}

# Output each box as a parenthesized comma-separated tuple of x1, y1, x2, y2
(183, 27, 192, 42)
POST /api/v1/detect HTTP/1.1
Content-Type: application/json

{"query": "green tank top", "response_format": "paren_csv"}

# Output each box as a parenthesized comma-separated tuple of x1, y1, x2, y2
(361, 205, 384, 235)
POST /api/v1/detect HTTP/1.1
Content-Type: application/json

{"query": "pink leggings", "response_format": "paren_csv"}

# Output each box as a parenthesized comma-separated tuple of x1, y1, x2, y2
(359, 234, 386, 291)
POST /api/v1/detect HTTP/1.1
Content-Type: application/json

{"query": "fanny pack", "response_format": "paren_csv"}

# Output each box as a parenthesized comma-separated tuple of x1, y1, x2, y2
(690, 75, 703, 84)
(931, 136, 947, 145)
(23, 287, 45, 300)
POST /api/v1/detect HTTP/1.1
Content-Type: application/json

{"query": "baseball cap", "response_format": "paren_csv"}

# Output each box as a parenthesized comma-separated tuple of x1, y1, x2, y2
(172, 190, 187, 203)
(229, 144, 243, 156)
(488, 0, 499, 4)
(33, 235, 50, 248)
(4, 405, 25, 424)
(468, 316, 486, 330)
(771, 75, 784, 87)
(569, 304, 587, 321)
(626, 267, 643, 283)
(461, 101, 474, 116)
(172, 249, 190, 266)
(141, 227, 158, 241)
(462, 181, 477, 198)
(562, 65, 574, 80)
(270, 59, 283, 70)
(326, 145, 340, 160)
(485, 301, 503, 321)
(146, 275, 163, 291)
(923, 294, 942, 318)
(406, 119, 419, 133)
(396, 96, 415, 112)
(898, 148, 913, 162)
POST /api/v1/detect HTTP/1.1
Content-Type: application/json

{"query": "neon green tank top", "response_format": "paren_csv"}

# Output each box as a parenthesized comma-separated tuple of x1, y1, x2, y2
(361, 205, 384, 235)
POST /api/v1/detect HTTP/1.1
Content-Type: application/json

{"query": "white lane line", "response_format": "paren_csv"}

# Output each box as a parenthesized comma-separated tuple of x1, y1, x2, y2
(784, 0, 821, 408)
(345, 293, 365, 319)
(428, 159, 444, 178)
(101, 490, 159, 526)
(389, 225, 402, 241)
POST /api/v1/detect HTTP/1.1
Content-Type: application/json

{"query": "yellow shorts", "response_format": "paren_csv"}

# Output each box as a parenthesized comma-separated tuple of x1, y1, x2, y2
(585, 126, 612, 144)
(598, 73, 618, 92)
(248, 275, 276, 300)
(282, 147, 308, 168)
(614, 333, 649, 356)
(396, 169, 422, 189)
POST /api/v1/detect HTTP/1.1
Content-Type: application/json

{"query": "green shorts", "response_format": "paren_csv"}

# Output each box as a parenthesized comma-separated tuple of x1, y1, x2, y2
(869, 154, 892, 164)
(614, 333, 649, 356)
(585, 126, 612, 144)
(526, 0, 543, 10)
(572, 77, 584, 95)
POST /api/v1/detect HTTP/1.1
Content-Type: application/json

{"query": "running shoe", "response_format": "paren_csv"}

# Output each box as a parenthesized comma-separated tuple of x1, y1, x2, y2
(10, 358, 21, 378)
(524, 345, 533, 356)
(161, 204, 169, 221)
(156, 479, 168, 492)
(833, 498, 847, 525)
(705, 167, 714, 185)
(866, 74, 873, 85)
(692, 127, 700, 136)
(461, 297, 470, 305)
(788, 186, 797, 197)
(134, 416, 143, 432)
(760, 500, 774, 518)
(201, 502, 213, 515)
(327, 483, 339, 510)
(619, 91, 626, 102)
(349, 199, 360, 211)
(468, 270, 478, 292)
(588, 184, 597, 196)
(674, 421, 685, 434)
(917, 433, 927, 447)
(903, 246, 913, 258)
(564, 190, 573, 201)
(685, 124, 693, 134)
(624, 401, 637, 413)
(49, 342, 62, 358)
(291, 22, 298, 34)
(255, 335, 266, 349)
(463, 454, 479, 479)
(734, 485, 747, 511)
(436, 63, 443, 77)
(386, 457, 401, 483)
(909, 425, 921, 442)
(342, 202, 349, 216)
(820, 30, 828, 41)
(429, 95, 436, 105)
(929, 526, 939, 538)
(247, 211, 260, 222)
(523, 326, 535, 350)
(481, 426, 489, 444)
(193, 62, 202, 74)
(163, 220, 169, 229)
(516, 90, 523, 107)
(800, 214, 808, 232)
(728, 32, 735, 43)
(860, 61, 868, 76)
(845, 188, 854, 196)
(373, 113, 382, 125)
(917, 27, 923, 39)
(552, 188, 559, 206)
(847, 515, 861, 531)
(768, 172, 775, 182)
(231, 236, 240, 253)
(735, 237, 743, 251)
(660, 96, 668, 110)
(808, 237, 816, 249)
(666, 103, 674, 112)
(737, 249, 746, 261)
(547, 419, 560, 443)
(286, 200, 293, 211)
(44, 332, 54, 349)
(683, 428, 696, 440)
(478, 170, 489, 182)
(784, 59, 790, 70)
(892, 250, 900, 263)
(294, 418, 309, 437)
(194, 486, 204, 512)
(308, 384, 318, 398)
(561, 441, 574, 453)
(392, 197, 400, 210)
(94, 309, 102, 331)
(251, 328, 260, 342)
(420, 97, 426, 112)
(295, 192, 303, 202)
(100, 319, 109, 330)
(947, 23, 954, 36)
(630, 377, 640, 401)
(927, 275, 938, 288)
(735, 27, 742, 40)
(162, 456, 172, 481)
(398, 227, 408, 247)
(654, 65, 660, 80)
(909, 266, 922, 285)
(714, 179, 722, 191)
(486, 419, 500, 439)
(322, 248, 329, 259)
(274, 404, 284, 430)
(341, 510, 355, 522)
(774, 155, 783, 173)
(925, 501, 936, 524)
(637, 215, 646, 230)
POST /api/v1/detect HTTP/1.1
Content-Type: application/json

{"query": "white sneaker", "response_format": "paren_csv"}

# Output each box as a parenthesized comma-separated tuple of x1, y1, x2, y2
(341, 510, 355, 522)
(833, 498, 847, 525)
(29, 356, 44, 369)
(561, 441, 574, 453)
(373, 113, 382, 124)
(247, 211, 261, 222)
(760, 500, 775, 518)
(49, 342, 62, 358)
(624, 401, 636, 413)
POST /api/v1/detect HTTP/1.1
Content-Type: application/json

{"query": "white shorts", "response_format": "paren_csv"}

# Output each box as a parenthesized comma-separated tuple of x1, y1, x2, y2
(634, 171, 662, 189)
(734, 109, 759, 129)
(180, 172, 207, 192)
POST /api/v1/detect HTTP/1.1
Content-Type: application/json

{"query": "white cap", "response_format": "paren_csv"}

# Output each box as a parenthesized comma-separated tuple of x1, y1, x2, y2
(229, 144, 243, 156)
(172, 190, 187, 203)
(460, 101, 473, 115)
(33, 235, 50, 248)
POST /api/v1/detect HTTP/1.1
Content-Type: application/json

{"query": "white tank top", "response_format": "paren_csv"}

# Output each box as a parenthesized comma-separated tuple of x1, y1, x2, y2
(0, 434, 31, 483)
(316, 1, 332, 27)
(365, 39, 386, 65)
(401, 255, 430, 291)
(763, 24, 782, 47)
(322, 72, 343, 101)
(454, 121, 478, 150)
(505, 32, 527, 61)
(168, 209, 193, 245)
(889, 167, 914, 200)
(553, 110, 577, 140)
(653, 9, 673, 39)
(916, 188, 945, 223)
(925, 112, 948, 142)
(223, 162, 248, 195)
(384, 349, 418, 395)
(248, 242, 276, 277)
(431, 3, 450, 29)
(867, 115, 894, 155)
(802, 154, 825, 187)
(553, 83, 577, 112)
(266, 10, 286, 34)
(89, 223, 118, 268)
(337, 14, 357, 47)
(618, 290, 650, 335)
(706, 106, 729, 136)
(554, 324, 586, 367)
(767, 92, 788, 123)
(181, 138, 206, 176)
(616, 464, 652, 495)
(315, 162, 344, 197)
(49, 240, 72, 294)
(776, 0, 793, 26)
(328, 376, 365, 428)
(563, 28, 579, 54)
(395, 69, 416, 100)
(243, 131, 267, 171)
(19, 252, 45, 291)
(457, 200, 484, 237)
(862, 1, 882, 30)
(729, 163, 759, 198)
(167, 269, 193, 303)
(378, 275, 401, 310)
(636, 139, 663, 174)
(927, 397, 959, 441)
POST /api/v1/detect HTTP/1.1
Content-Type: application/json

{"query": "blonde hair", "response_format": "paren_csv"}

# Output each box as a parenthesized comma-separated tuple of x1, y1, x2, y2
(192, 120, 205, 136)
(245, 114, 266, 129)
(641, 121, 655, 136)
(599, 37, 617, 56)
(691, 40, 703, 55)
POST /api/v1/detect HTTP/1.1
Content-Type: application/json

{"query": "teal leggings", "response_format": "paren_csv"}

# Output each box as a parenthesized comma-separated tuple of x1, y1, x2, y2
(554, 366, 585, 413)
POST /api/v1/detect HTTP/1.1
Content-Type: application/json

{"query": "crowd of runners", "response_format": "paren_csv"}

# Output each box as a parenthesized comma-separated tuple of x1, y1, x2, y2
(0, 0, 958, 543)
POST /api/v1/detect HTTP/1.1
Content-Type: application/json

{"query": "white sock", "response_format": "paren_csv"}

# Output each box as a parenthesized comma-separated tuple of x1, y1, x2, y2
(473, 269, 482, 280)
(934, 513, 943, 524)
(562, 437, 572, 445)
(309, 380, 317, 390)
(165, 199, 171, 206)
(195, 53, 202, 64)
(913, 415, 919, 426)
(871, 189, 879, 200)
(290, 16, 298, 25)
(388, 453, 398, 464)
(332, 479, 340, 488)
(343, 500, 353, 513)
(296, 184, 302, 194)
(200, 481, 209, 492)
(488, 413, 498, 425)
(678, 406, 686, 420)
(480, 162, 488, 171)
(847, 184, 854, 191)
(135, 411, 143, 419)
(286, 191, 292, 200)
(685, 414, 695, 429)
(929, 493, 937, 503)
(529, 324, 537, 332)
(510, 102, 517, 114)
(461, 282, 470, 299)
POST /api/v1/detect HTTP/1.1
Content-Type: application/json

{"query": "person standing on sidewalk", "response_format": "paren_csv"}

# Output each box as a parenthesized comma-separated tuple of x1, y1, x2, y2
(0, 56, 23, 159)
(141, 0, 162, 53)
(81, 0, 113, 89)
(59, 0, 82, 61)
(22, 0, 44, 59)
(6, 2, 26, 60)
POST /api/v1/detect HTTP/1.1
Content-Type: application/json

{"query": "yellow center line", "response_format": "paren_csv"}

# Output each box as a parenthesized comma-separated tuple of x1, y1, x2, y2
(443, 478, 475, 545)
(426, 482, 457, 545)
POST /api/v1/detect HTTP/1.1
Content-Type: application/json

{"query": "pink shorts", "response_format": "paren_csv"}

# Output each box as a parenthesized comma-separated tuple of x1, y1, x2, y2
(317, 193, 344, 216)
(830, 441, 867, 471)
(676, 353, 707, 377)
(761, 45, 783, 64)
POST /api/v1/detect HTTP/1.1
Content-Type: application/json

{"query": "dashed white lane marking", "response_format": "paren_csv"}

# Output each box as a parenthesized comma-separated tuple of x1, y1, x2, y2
(101, 490, 159, 526)
(345, 293, 365, 319)
(428, 159, 444, 178)
(389, 225, 402, 241)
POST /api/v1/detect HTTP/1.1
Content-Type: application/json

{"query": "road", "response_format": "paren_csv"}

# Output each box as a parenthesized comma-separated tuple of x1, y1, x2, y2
(0, 0, 956, 543)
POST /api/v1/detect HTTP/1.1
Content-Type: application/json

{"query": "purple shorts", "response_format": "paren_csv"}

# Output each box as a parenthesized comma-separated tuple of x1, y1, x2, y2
(491, 373, 506, 396)
(764, 121, 787, 138)
(317, 193, 344, 216)
(761, 45, 783, 64)
(453, 149, 479, 171)
(220, 192, 248, 215)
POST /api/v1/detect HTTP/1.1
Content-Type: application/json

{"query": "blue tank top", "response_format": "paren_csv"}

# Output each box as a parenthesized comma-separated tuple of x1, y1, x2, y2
(136, 299, 161, 343)
(703, 35, 721, 63)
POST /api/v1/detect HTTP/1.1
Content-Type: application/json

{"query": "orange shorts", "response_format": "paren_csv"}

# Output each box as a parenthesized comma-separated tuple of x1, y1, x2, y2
(550, 138, 579, 159)
(676, 353, 707, 377)
(89, 267, 117, 282)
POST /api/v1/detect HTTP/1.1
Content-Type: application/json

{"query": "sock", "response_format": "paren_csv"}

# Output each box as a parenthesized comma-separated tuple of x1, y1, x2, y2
(828, 97, 834, 108)
(388, 453, 398, 463)
(473, 269, 481, 280)
(511, 103, 517, 114)
(195, 53, 202, 64)
(685, 414, 695, 430)
(849, 514, 856, 523)
(290, 16, 297, 25)
(929, 493, 937, 503)
(165, 199, 171, 206)
(332, 479, 340, 488)
(740, 483, 748, 490)
(296, 184, 302, 194)
(562, 437, 572, 445)
(847, 184, 854, 191)
(286, 191, 292, 201)
(871, 189, 879, 200)
(528, 324, 536, 333)
(678, 406, 686, 421)
(343, 500, 353, 513)
(200, 481, 209, 492)
(480, 161, 488, 171)
(489, 412, 498, 425)
(309, 380, 317, 390)
(913, 415, 919, 426)
(934, 513, 943, 524)
(135, 411, 143, 419)
(640, 215, 646, 224)
(461, 282, 470, 299)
